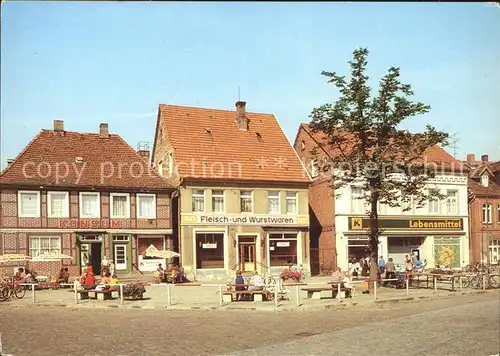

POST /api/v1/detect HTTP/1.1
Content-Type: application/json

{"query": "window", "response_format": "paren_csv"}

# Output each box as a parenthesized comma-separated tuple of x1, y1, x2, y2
(269, 233, 298, 267)
(428, 198, 439, 214)
(79, 192, 100, 218)
(286, 191, 297, 213)
(351, 187, 364, 214)
(136, 193, 156, 219)
(482, 204, 492, 224)
(157, 161, 163, 176)
(29, 236, 61, 257)
(268, 191, 280, 213)
(489, 240, 500, 264)
(240, 190, 253, 213)
(18, 191, 40, 217)
(196, 233, 224, 269)
(47, 192, 69, 218)
(481, 174, 489, 187)
(192, 189, 205, 212)
(311, 159, 318, 177)
(110, 193, 130, 219)
(445, 190, 458, 214)
(212, 190, 225, 213)
(168, 153, 174, 175)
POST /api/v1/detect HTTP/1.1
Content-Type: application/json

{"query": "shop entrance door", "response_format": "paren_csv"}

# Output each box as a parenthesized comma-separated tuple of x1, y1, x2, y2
(238, 236, 257, 272)
(114, 244, 127, 270)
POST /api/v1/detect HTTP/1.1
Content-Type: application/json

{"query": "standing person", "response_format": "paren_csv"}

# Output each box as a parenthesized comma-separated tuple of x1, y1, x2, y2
(109, 261, 115, 278)
(384, 257, 396, 287)
(378, 256, 386, 276)
(361, 257, 369, 277)
(234, 270, 246, 301)
(101, 255, 110, 276)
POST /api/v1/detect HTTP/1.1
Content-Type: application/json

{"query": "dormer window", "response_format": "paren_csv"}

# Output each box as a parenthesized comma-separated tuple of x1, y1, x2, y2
(481, 174, 489, 187)
(301, 141, 305, 150)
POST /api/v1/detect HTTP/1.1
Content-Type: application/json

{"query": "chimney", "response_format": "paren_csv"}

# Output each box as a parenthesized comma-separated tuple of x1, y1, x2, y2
(138, 150, 150, 164)
(481, 154, 489, 162)
(99, 123, 109, 137)
(466, 153, 475, 162)
(53, 120, 64, 131)
(235, 101, 248, 131)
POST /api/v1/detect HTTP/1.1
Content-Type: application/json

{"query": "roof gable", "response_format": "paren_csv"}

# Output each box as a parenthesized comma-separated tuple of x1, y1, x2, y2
(0, 129, 174, 190)
(157, 104, 310, 183)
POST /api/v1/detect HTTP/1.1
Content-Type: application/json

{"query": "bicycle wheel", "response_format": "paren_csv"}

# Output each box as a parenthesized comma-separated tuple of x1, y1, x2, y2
(14, 285, 26, 299)
(454, 276, 469, 289)
(470, 276, 484, 289)
(488, 275, 500, 289)
(0, 286, 8, 301)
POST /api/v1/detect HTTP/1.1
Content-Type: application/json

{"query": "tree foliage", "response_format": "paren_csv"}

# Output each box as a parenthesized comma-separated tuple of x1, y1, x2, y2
(309, 47, 450, 280)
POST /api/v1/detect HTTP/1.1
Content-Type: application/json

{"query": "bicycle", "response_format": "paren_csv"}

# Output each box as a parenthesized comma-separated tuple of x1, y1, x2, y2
(0, 282, 27, 300)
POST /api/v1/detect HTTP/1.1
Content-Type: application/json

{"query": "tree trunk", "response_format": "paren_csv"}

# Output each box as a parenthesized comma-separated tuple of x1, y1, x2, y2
(369, 190, 380, 282)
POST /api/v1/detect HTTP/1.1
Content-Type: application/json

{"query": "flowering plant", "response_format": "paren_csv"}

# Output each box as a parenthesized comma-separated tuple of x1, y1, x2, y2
(122, 283, 146, 299)
(280, 269, 304, 282)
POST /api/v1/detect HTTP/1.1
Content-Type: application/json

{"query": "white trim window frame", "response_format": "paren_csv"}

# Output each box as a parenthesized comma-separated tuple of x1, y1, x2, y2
(428, 198, 440, 214)
(351, 187, 364, 214)
(192, 189, 205, 213)
(240, 190, 253, 213)
(79, 192, 101, 218)
(47, 191, 69, 218)
(18, 190, 41, 218)
(110, 193, 130, 219)
(268, 191, 280, 214)
(212, 190, 225, 213)
(29, 236, 61, 257)
(285, 191, 298, 214)
(136, 193, 156, 219)
(482, 203, 492, 224)
(445, 190, 458, 215)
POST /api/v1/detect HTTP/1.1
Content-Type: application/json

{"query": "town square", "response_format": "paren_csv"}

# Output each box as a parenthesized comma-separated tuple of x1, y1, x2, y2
(1, 2, 499, 356)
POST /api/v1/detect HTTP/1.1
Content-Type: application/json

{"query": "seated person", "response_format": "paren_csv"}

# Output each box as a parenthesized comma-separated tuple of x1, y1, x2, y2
(248, 271, 265, 291)
(95, 272, 111, 291)
(177, 264, 186, 282)
(14, 267, 25, 281)
(156, 263, 165, 280)
(24, 269, 37, 284)
(82, 271, 96, 290)
(330, 267, 346, 298)
(234, 270, 246, 300)
(342, 275, 353, 298)
(109, 275, 119, 285)
(56, 268, 67, 283)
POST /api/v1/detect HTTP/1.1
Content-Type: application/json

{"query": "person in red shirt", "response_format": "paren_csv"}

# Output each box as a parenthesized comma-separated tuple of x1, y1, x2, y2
(82, 272, 96, 290)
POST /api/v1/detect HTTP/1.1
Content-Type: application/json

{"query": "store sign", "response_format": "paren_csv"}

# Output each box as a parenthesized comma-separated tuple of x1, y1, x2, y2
(59, 219, 121, 229)
(182, 214, 307, 225)
(276, 241, 290, 247)
(138, 256, 164, 272)
(348, 217, 463, 231)
(202, 243, 217, 249)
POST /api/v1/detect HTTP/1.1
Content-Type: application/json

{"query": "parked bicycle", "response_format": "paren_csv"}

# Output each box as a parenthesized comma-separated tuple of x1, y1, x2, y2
(0, 282, 27, 301)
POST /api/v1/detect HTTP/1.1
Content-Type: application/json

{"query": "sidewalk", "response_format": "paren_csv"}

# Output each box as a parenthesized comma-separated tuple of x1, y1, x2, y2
(2, 280, 492, 312)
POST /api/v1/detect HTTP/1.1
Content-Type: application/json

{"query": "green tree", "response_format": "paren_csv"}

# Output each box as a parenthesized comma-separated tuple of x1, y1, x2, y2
(309, 47, 449, 281)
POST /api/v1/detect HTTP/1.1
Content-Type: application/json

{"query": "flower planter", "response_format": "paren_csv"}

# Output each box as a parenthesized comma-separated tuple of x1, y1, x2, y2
(122, 284, 146, 300)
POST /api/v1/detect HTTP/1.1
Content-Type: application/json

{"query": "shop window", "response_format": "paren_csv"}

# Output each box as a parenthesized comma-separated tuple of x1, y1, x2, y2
(482, 204, 492, 224)
(192, 189, 205, 212)
(196, 233, 224, 269)
(240, 190, 253, 213)
(286, 192, 297, 213)
(268, 191, 280, 213)
(212, 190, 225, 213)
(488, 240, 500, 264)
(269, 233, 298, 267)
(18, 191, 40, 217)
(434, 237, 461, 268)
(29, 236, 61, 256)
(80, 192, 100, 218)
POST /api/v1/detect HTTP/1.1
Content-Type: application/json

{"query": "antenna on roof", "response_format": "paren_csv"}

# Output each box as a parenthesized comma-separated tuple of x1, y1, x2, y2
(137, 141, 150, 151)
(237, 86, 240, 101)
(450, 132, 460, 158)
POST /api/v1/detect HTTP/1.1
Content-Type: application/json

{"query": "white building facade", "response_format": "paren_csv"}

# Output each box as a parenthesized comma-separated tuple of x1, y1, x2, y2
(335, 173, 470, 270)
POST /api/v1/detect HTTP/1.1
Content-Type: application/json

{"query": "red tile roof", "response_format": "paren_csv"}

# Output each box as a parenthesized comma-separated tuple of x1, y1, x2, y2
(0, 129, 174, 190)
(298, 123, 465, 170)
(156, 104, 310, 183)
(468, 177, 500, 197)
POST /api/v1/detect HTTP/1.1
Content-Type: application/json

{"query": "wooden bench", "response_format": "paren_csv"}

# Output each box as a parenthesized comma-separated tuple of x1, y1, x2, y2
(222, 290, 269, 302)
(77, 288, 118, 301)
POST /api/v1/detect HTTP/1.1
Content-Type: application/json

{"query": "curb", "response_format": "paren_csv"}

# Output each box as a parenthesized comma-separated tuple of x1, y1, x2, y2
(6, 289, 496, 312)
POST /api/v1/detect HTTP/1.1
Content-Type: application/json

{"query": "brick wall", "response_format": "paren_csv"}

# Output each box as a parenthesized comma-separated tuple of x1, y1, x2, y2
(294, 126, 336, 275)
(469, 196, 500, 263)
(1, 189, 172, 230)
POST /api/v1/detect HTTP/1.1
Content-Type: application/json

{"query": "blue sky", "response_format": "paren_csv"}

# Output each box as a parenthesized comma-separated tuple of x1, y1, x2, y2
(1, 2, 499, 169)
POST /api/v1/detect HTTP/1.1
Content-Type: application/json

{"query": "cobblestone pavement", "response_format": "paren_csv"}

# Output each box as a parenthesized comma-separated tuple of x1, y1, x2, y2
(1, 291, 498, 356)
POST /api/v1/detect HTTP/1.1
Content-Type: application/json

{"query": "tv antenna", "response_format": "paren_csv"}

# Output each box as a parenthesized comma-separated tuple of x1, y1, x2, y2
(237, 86, 241, 101)
(450, 132, 460, 158)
